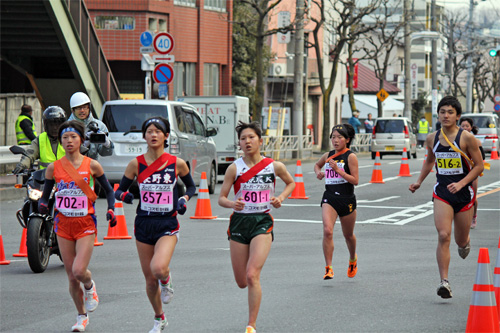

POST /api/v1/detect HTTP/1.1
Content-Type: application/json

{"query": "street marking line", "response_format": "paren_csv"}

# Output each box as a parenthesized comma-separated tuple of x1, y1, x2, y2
(358, 196, 400, 203)
(477, 187, 500, 198)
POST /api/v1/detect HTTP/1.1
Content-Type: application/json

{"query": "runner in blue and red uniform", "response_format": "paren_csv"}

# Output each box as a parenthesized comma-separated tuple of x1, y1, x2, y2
(115, 117, 196, 333)
(410, 96, 483, 299)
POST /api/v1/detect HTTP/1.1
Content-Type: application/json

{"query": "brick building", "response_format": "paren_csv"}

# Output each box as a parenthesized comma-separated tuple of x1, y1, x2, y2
(86, 0, 233, 99)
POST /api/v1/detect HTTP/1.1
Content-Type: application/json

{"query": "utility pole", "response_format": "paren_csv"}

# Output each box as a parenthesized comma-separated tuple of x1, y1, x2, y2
(293, 0, 305, 159)
(403, 0, 412, 119)
(466, 0, 474, 112)
(431, 0, 438, 128)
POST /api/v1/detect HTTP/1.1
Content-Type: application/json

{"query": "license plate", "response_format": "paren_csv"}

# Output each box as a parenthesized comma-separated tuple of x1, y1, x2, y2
(123, 144, 145, 154)
(385, 146, 395, 151)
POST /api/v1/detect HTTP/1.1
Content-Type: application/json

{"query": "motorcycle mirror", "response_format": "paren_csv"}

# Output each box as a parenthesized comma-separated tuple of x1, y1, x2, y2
(9, 145, 27, 155)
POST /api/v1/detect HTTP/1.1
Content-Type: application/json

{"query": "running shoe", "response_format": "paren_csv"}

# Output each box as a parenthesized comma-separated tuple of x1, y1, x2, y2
(323, 266, 334, 280)
(458, 241, 471, 259)
(149, 316, 168, 333)
(71, 314, 89, 332)
(347, 256, 358, 278)
(84, 280, 99, 312)
(437, 279, 452, 299)
(246, 325, 256, 333)
(160, 274, 174, 304)
(471, 215, 477, 229)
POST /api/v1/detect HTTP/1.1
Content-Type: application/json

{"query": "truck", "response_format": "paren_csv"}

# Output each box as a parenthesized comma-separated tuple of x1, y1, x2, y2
(176, 96, 250, 175)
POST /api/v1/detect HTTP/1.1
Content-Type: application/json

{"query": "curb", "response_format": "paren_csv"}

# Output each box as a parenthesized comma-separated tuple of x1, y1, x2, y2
(0, 187, 25, 201)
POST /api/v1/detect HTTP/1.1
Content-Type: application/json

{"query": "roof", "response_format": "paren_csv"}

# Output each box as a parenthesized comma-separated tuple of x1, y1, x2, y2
(341, 94, 405, 119)
(354, 63, 401, 94)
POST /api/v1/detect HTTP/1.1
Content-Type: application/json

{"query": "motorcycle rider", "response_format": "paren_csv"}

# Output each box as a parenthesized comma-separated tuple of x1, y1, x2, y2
(13, 106, 67, 173)
(68, 92, 113, 160)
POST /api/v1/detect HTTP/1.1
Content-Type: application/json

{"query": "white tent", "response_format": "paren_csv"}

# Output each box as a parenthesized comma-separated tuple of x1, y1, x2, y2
(342, 94, 405, 119)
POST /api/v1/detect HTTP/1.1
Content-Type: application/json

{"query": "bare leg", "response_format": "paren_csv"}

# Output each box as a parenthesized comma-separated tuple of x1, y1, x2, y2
(339, 210, 357, 260)
(322, 204, 338, 266)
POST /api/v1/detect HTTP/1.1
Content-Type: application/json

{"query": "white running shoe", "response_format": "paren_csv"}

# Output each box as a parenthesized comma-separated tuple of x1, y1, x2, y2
(84, 280, 99, 312)
(160, 275, 174, 304)
(71, 314, 89, 332)
(149, 316, 168, 333)
(437, 279, 453, 299)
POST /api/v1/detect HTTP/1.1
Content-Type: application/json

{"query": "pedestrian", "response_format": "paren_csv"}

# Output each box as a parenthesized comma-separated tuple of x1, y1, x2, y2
(218, 121, 295, 333)
(364, 113, 374, 134)
(15, 104, 37, 145)
(68, 92, 113, 160)
(38, 120, 117, 332)
(348, 111, 361, 134)
(114, 116, 196, 333)
(409, 96, 483, 299)
(459, 117, 485, 229)
(314, 124, 359, 281)
(417, 115, 430, 148)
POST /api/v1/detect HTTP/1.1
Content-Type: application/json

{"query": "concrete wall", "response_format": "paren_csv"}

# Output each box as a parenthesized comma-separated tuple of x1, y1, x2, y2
(1, 93, 42, 147)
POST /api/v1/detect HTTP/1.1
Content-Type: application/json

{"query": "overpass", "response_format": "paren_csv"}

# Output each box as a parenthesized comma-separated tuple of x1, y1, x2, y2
(0, 0, 119, 117)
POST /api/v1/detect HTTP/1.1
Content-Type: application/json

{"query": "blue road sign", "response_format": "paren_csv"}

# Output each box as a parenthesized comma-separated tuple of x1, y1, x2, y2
(140, 31, 153, 47)
(494, 104, 500, 112)
(159, 84, 168, 98)
(153, 63, 174, 84)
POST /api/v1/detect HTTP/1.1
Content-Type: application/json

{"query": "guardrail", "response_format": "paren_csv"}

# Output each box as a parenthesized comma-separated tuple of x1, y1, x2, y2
(261, 134, 313, 160)
(0, 146, 19, 165)
(351, 133, 371, 152)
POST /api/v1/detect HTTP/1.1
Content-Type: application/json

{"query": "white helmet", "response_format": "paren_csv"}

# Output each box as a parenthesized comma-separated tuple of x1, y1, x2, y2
(70, 92, 91, 109)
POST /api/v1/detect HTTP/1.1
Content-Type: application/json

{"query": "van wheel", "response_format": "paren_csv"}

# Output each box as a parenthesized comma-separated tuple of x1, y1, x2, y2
(208, 163, 216, 195)
(412, 152, 417, 159)
(407, 151, 411, 159)
(371, 152, 376, 160)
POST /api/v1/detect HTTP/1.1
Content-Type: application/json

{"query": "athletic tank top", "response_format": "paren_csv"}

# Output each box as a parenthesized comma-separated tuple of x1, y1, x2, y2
(432, 128, 471, 187)
(233, 157, 275, 214)
(136, 154, 178, 217)
(53, 156, 95, 217)
(324, 150, 354, 196)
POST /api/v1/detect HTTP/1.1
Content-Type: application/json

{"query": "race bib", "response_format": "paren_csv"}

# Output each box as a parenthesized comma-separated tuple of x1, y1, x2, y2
(435, 152, 463, 175)
(140, 183, 174, 212)
(55, 189, 88, 217)
(241, 183, 272, 213)
(325, 163, 347, 185)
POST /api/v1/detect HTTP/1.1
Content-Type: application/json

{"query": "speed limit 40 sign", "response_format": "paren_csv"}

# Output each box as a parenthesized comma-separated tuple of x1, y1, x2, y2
(153, 32, 175, 55)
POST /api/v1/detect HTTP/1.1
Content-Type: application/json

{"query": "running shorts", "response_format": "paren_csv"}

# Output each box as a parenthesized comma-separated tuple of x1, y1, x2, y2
(227, 212, 274, 245)
(433, 183, 475, 214)
(54, 213, 97, 241)
(320, 192, 357, 217)
(135, 215, 179, 245)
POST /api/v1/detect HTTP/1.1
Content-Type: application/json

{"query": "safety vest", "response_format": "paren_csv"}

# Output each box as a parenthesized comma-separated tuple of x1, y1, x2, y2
(419, 120, 429, 134)
(15, 115, 37, 144)
(38, 132, 66, 169)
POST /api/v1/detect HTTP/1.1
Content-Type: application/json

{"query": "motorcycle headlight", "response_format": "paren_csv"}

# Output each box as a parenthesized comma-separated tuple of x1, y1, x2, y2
(27, 185, 43, 201)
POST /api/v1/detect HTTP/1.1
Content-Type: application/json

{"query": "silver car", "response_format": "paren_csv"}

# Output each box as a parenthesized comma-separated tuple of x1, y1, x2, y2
(460, 113, 499, 153)
(371, 117, 417, 159)
(99, 99, 218, 193)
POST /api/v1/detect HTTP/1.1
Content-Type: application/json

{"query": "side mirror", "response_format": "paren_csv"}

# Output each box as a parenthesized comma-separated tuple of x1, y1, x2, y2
(206, 127, 218, 137)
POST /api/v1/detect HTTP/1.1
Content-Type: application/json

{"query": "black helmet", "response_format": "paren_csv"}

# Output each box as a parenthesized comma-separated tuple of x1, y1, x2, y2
(43, 106, 66, 138)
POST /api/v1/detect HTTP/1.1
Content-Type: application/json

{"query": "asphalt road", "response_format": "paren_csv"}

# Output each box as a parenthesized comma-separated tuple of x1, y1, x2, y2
(1, 148, 499, 332)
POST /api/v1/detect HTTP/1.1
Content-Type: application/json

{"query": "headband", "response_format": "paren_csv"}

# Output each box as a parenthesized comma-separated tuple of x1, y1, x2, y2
(61, 127, 82, 137)
(144, 118, 167, 133)
(332, 125, 345, 132)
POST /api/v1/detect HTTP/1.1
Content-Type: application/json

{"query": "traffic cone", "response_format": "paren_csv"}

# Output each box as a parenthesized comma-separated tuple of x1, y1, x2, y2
(465, 248, 500, 333)
(369, 152, 385, 183)
(94, 234, 103, 246)
(0, 227, 10, 265)
(398, 148, 412, 177)
(190, 172, 217, 219)
(13, 228, 27, 257)
(104, 184, 132, 240)
(493, 236, 500, 321)
(288, 160, 309, 199)
(491, 140, 499, 160)
(423, 148, 434, 172)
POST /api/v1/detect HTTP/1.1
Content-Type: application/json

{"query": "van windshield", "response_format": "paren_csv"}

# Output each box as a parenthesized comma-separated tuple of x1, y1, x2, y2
(102, 105, 168, 132)
(375, 120, 404, 133)
(467, 116, 497, 129)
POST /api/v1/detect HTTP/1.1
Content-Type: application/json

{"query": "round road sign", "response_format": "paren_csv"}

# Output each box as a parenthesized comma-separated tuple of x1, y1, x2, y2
(140, 31, 153, 47)
(153, 63, 174, 84)
(494, 94, 500, 104)
(153, 32, 175, 55)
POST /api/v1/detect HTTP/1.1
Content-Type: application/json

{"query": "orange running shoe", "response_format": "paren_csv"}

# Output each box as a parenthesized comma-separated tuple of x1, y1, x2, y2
(323, 266, 334, 280)
(347, 256, 357, 278)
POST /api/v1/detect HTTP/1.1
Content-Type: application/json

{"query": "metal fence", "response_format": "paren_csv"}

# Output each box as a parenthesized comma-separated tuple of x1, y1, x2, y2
(261, 134, 313, 160)
(350, 133, 371, 152)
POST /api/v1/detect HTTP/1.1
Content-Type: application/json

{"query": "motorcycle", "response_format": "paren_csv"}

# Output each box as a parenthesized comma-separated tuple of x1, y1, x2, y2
(10, 145, 60, 273)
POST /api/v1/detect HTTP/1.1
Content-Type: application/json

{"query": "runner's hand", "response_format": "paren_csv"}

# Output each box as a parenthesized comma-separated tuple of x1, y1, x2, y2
(106, 209, 117, 227)
(177, 197, 187, 215)
(233, 197, 245, 211)
(120, 191, 134, 204)
(409, 183, 420, 193)
(39, 200, 49, 214)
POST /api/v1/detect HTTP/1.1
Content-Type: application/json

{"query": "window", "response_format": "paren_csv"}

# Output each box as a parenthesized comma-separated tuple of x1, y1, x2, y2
(174, 62, 196, 97)
(174, 0, 196, 7)
(95, 16, 135, 30)
(203, 63, 219, 96)
(175, 106, 186, 133)
(204, 0, 226, 12)
(149, 18, 157, 31)
(159, 19, 167, 32)
(192, 113, 205, 136)
(183, 111, 196, 134)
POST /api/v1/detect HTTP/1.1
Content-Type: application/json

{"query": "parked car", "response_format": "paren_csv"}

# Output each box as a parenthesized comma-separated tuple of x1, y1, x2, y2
(371, 117, 417, 159)
(460, 113, 499, 153)
(98, 99, 218, 194)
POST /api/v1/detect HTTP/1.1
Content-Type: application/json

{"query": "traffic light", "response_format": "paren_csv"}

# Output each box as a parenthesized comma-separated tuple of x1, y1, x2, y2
(489, 48, 498, 57)
(436, 51, 445, 72)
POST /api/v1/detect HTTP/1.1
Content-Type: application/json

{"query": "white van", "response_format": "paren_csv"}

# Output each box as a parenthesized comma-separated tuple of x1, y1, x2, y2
(460, 113, 499, 153)
(99, 99, 218, 193)
(370, 117, 418, 159)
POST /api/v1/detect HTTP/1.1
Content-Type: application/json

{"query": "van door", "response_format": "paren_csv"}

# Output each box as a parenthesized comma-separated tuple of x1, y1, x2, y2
(191, 110, 209, 178)
(174, 106, 199, 180)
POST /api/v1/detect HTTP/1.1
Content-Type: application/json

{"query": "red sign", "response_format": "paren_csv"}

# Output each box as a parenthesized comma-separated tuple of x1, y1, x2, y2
(153, 32, 175, 55)
(346, 60, 358, 89)
(153, 63, 174, 84)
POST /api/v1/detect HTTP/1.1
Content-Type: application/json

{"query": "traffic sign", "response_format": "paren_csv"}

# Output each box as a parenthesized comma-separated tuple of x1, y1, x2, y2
(376, 88, 389, 102)
(140, 47, 154, 54)
(153, 63, 174, 84)
(494, 94, 500, 104)
(494, 104, 500, 112)
(153, 32, 175, 55)
(158, 84, 168, 98)
(140, 31, 153, 47)
(153, 55, 175, 63)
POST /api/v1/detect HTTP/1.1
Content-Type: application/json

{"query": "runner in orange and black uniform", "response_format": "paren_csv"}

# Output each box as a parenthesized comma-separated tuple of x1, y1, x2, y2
(39, 120, 116, 332)
(114, 117, 196, 333)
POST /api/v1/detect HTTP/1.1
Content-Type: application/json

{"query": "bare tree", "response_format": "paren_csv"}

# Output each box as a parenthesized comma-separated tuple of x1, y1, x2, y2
(442, 10, 468, 97)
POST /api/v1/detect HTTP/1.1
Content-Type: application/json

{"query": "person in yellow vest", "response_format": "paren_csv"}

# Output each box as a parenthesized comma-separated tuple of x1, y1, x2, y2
(417, 115, 430, 148)
(15, 104, 38, 145)
(13, 106, 67, 174)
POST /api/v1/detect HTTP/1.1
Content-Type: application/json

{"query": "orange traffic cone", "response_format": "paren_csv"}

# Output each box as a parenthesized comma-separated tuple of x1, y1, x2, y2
(493, 236, 500, 321)
(288, 160, 309, 199)
(369, 152, 385, 183)
(465, 248, 500, 333)
(491, 140, 499, 160)
(423, 148, 434, 172)
(104, 184, 132, 240)
(94, 234, 104, 246)
(191, 172, 217, 219)
(398, 148, 412, 177)
(13, 228, 27, 257)
(0, 227, 10, 265)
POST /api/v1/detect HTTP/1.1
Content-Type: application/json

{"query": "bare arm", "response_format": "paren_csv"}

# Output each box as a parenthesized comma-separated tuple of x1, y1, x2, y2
(314, 153, 328, 180)
(270, 161, 295, 208)
(123, 158, 138, 181)
(218, 163, 245, 210)
(409, 133, 435, 193)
